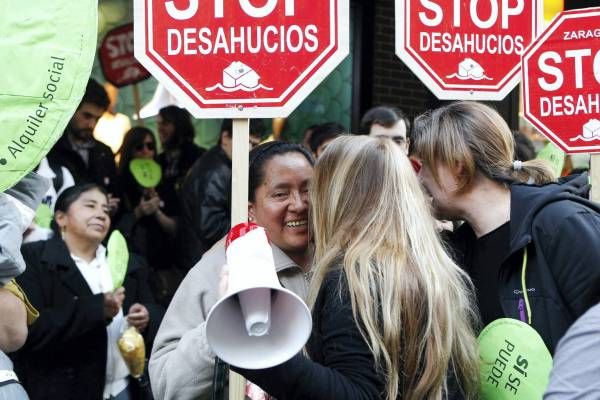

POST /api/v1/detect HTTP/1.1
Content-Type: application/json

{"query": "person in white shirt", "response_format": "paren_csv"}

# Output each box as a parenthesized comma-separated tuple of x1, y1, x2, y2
(14, 183, 163, 400)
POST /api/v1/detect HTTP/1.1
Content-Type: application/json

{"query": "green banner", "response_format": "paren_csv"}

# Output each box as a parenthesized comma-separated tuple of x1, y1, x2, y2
(478, 318, 553, 400)
(0, 1, 98, 192)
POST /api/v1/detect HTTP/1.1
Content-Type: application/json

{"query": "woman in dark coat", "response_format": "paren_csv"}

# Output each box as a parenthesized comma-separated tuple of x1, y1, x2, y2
(14, 184, 163, 400)
(156, 106, 204, 211)
(115, 127, 180, 305)
(411, 101, 600, 354)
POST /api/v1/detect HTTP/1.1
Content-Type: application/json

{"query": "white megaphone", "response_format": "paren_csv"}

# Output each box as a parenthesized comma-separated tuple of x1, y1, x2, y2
(206, 223, 312, 370)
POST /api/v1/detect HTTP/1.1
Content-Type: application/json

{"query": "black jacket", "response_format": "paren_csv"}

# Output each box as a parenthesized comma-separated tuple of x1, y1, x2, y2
(114, 168, 176, 272)
(450, 174, 600, 354)
(13, 237, 163, 400)
(236, 269, 385, 399)
(236, 269, 465, 399)
(47, 134, 118, 194)
(177, 146, 231, 270)
(157, 142, 204, 217)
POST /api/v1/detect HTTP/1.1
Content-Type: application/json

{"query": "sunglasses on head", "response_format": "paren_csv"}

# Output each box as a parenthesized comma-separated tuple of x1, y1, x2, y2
(135, 142, 156, 152)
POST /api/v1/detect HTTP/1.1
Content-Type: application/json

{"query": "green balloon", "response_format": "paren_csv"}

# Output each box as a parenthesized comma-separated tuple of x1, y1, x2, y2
(107, 230, 129, 290)
(129, 158, 162, 188)
(478, 318, 553, 400)
(0, 0, 97, 192)
(34, 203, 53, 229)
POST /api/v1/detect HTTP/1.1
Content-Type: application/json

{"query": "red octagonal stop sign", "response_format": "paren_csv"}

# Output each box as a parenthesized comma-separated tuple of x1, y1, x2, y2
(396, 0, 543, 100)
(522, 7, 600, 154)
(99, 23, 151, 88)
(134, 0, 349, 118)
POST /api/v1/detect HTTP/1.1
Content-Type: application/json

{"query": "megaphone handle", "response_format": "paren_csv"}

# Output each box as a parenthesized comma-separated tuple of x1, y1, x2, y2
(210, 358, 246, 400)
(211, 357, 228, 400)
(229, 371, 246, 400)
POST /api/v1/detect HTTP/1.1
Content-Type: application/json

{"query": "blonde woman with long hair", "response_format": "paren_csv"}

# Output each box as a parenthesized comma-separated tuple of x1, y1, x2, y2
(234, 135, 480, 400)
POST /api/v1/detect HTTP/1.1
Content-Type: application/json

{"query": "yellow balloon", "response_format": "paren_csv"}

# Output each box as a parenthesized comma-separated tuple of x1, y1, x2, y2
(544, 0, 564, 23)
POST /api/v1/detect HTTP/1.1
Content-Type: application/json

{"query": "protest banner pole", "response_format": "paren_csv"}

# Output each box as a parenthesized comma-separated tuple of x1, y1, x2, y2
(229, 118, 250, 400)
(132, 84, 144, 127)
(231, 118, 250, 224)
(591, 155, 600, 202)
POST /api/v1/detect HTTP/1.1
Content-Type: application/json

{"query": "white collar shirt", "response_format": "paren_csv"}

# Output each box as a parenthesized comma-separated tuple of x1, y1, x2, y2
(71, 245, 130, 399)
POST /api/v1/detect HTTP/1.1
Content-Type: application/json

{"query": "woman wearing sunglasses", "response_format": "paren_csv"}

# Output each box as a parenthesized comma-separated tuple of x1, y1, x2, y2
(115, 127, 179, 305)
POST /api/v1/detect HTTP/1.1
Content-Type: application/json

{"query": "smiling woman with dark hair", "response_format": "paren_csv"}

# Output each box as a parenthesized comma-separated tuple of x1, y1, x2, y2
(150, 141, 314, 400)
(13, 184, 163, 400)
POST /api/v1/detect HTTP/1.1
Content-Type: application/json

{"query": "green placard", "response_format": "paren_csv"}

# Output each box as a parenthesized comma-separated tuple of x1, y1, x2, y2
(107, 230, 129, 290)
(129, 158, 162, 188)
(34, 203, 53, 229)
(478, 318, 553, 400)
(0, 0, 97, 192)
(536, 142, 565, 178)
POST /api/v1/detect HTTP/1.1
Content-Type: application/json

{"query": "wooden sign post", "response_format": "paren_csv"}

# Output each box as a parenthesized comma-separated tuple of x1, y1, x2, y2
(229, 118, 250, 399)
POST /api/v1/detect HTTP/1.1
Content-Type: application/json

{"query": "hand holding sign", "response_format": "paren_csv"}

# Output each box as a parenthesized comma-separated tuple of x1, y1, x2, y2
(107, 230, 129, 290)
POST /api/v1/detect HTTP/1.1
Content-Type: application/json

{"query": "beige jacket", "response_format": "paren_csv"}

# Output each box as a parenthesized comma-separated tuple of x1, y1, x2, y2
(149, 237, 308, 400)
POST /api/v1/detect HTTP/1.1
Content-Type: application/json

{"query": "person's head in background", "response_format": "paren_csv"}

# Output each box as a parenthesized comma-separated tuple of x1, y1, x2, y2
(67, 79, 110, 144)
(309, 135, 480, 399)
(219, 119, 265, 159)
(116, 127, 157, 176)
(52, 184, 110, 250)
(157, 106, 195, 151)
(248, 142, 315, 268)
(412, 101, 555, 221)
(302, 124, 319, 150)
(513, 130, 536, 161)
(361, 106, 411, 155)
(308, 122, 346, 158)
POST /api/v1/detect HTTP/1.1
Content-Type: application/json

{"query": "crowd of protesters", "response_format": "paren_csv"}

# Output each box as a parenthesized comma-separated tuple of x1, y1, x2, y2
(1, 79, 599, 400)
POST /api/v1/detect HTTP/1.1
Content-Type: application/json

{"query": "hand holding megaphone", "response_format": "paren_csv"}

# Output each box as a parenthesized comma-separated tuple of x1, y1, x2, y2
(206, 223, 312, 369)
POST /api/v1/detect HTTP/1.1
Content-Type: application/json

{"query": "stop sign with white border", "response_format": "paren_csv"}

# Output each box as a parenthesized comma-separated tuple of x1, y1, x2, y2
(522, 7, 600, 154)
(134, 0, 349, 118)
(396, 0, 543, 100)
(99, 23, 151, 88)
